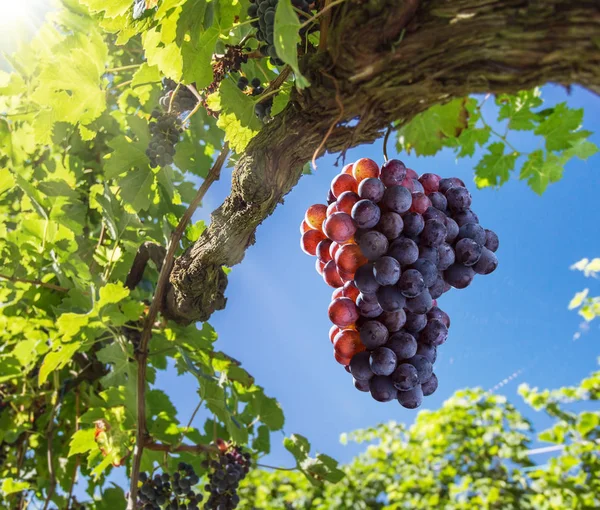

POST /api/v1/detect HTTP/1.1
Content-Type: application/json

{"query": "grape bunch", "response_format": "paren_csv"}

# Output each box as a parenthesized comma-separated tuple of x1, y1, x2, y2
(202, 445, 251, 510)
(159, 79, 197, 113)
(300, 158, 499, 409)
(247, 0, 312, 67)
(237, 76, 273, 121)
(137, 463, 202, 509)
(146, 111, 181, 168)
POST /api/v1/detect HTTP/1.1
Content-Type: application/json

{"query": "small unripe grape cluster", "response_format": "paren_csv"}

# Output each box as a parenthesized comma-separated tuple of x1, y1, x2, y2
(137, 462, 202, 509)
(202, 445, 251, 510)
(300, 158, 499, 409)
(237, 76, 273, 121)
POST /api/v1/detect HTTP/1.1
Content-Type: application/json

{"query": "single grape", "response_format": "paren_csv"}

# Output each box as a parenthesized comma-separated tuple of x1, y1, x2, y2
(439, 176, 465, 194)
(342, 163, 353, 174)
(316, 239, 333, 263)
(353, 378, 370, 392)
(418, 244, 440, 265)
(335, 244, 368, 274)
(453, 209, 479, 227)
(397, 384, 423, 409)
(418, 173, 441, 194)
(326, 201, 338, 217)
(356, 293, 383, 318)
(423, 206, 447, 223)
(429, 191, 447, 210)
(400, 176, 415, 192)
(446, 186, 472, 212)
(428, 275, 445, 299)
(386, 331, 417, 360)
(473, 246, 498, 275)
(300, 220, 312, 234)
(402, 212, 425, 238)
(373, 256, 401, 286)
(411, 179, 425, 194)
(334, 329, 365, 358)
(379, 309, 406, 333)
(351, 199, 381, 229)
(407, 354, 433, 383)
(391, 363, 419, 391)
(410, 192, 431, 214)
(398, 268, 425, 298)
(419, 319, 448, 346)
(484, 229, 499, 252)
(376, 212, 404, 240)
(405, 288, 433, 314)
(380, 159, 407, 187)
(301, 229, 326, 256)
(338, 268, 355, 282)
(369, 375, 397, 402)
(349, 351, 374, 381)
(335, 191, 360, 215)
(329, 325, 341, 343)
(329, 241, 341, 260)
(421, 373, 438, 396)
(370, 347, 398, 376)
(332, 286, 345, 301)
(354, 263, 380, 293)
(327, 189, 336, 204)
(355, 232, 388, 263)
(444, 263, 475, 289)
(382, 185, 412, 214)
(437, 242, 455, 270)
(406, 168, 418, 179)
(331, 173, 358, 197)
(427, 306, 450, 328)
(404, 310, 428, 334)
(421, 219, 447, 247)
(457, 222, 486, 245)
(416, 342, 437, 364)
(376, 285, 406, 312)
(334, 350, 352, 366)
(323, 212, 357, 243)
(315, 258, 325, 275)
(455, 238, 483, 266)
(342, 281, 360, 302)
(411, 258, 438, 287)
(352, 158, 380, 182)
(445, 216, 459, 243)
(358, 177, 385, 202)
(359, 320, 389, 349)
(305, 204, 328, 231)
(388, 237, 419, 266)
(322, 260, 344, 288)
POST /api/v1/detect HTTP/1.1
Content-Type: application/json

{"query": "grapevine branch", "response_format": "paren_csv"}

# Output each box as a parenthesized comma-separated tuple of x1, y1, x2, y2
(144, 440, 218, 455)
(0, 273, 68, 293)
(127, 144, 230, 509)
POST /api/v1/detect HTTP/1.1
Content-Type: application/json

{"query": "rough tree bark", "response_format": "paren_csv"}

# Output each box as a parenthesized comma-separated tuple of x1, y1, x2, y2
(163, 0, 600, 324)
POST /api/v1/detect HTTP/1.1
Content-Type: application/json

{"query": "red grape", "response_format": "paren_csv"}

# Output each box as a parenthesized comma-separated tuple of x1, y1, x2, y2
(316, 239, 333, 262)
(323, 212, 357, 243)
(334, 350, 352, 366)
(331, 173, 358, 197)
(326, 202, 337, 217)
(406, 168, 418, 179)
(400, 176, 414, 192)
(315, 258, 325, 275)
(410, 192, 431, 214)
(328, 297, 359, 328)
(334, 329, 365, 358)
(352, 158, 380, 182)
(300, 220, 312, 234)
(338, 268, 355, 282)
(418, 173, 441, 194)
(301, 229, 326, 256)
(342, 163, 353, 175)
(329, 241, 341, 260)
(323, 260, 344, 288)
(305, 204, 327, 231)
(336, 191, 360, 215)
(332, 287, 344, 301)
(342, 281, 360, 302)
(380, 159, 407, 187)
(335, 244, 368, 274)
(329, 325, 341, 343)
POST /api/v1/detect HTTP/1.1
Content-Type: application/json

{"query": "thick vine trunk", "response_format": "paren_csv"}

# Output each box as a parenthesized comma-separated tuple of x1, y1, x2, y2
(164, 0, 600, 324)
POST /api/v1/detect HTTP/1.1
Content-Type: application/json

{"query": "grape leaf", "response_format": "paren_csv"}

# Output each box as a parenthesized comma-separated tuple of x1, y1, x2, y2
(474, 142, 518, 188)
(78, 0, 133, 18)
(496, 88, 543, 130)
(535, 103, 589, 151)
(69, 428, 97, 456)
(39, 341, 82, 385)
(274, 0, 310, 88)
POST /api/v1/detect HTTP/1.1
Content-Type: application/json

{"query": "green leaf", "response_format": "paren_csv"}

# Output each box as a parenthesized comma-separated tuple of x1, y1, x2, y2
(519, 150, 563, 195)
(39, 341, 82, 385)
(474, 142, 518, 188)
(577, 412, 599, 437)
(79, 0, 133, 18)
(68, 428, 97, 456)
(118, 166, 156, 212)
(496, 89, 543, 131)
(104, 132, 150, 179)
(271, 81, 292, 117)
(534, 103, 588, 151)
(217, 112, 259, 154)
(284, 433, 311, 462)
(274, 0, 310, 88)
(1, 478, 31, 495)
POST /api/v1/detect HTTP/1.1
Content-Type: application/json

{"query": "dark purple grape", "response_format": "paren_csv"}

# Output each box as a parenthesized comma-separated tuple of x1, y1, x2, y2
(445, 217, 459, 243)
(397, 384, 423, 409)
(380, 159, 407, 187)
(427, 306, 450, 328)
(357, 231, 389, 261)
(411, 259, 437, 287)
(353, 378, 370, 392)
(455, 238, 483, 266)
(376, 212, 404, 240)
(382, 186, 412, 214)
(473, 247, 498, 275)
(423, 207, 447, 223)
(407, 354, 433, 383)
(403, 311, 428, 334)
(386, 331, 417, 360)
(391, 363, 419, 391)
(354, 263, 379, 294)
(351, 199, 381, 229)
(484, 229, 499, 252)
(405, 288, 433, 314)
(446, 186, 472, 212)
(356, 293, 384, 318)
(376, 285, 406, 313)
(327, 188, 336, 204)
(437, 243, 455, 270)
(439, 177, 463, 194)
(457, 223, 486, 245)
(411, 179, 424, 194)
(388, 237, 419, 266)
(359, 320, 389, 349)
(373, 256, 401, 286)
(422, 373, 438, 396)
(379, 309, 406, 333)
(416, 343, 437, 364)
(402, 212, 425, 237)
(444, 263, 475, 289)
(428, 276, 445, 299)
(429, 192, 447, 211)
(453, 209, 479, 227)
(349, 351, 374, 381)
(370, 347, 398, 376)
(419, 319, 448, 346)
(369, 375, 397, 402)
(421, 219, 447, 247)
(398, 269, 425, 298)
(358, 177, 385, 203)
(418, 245, 440, 265)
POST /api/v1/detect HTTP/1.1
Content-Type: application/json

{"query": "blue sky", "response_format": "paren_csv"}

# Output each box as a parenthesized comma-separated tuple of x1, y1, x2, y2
(152, 85, 600, 469)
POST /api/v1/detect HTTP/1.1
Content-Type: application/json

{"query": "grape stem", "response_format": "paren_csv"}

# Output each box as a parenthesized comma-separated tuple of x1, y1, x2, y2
(168, 83, 182, 114)
(127, 144, 230, 509)
(104, 64, 141, 73)
(173, 398, 205, 448)
(0, 273, 68, 293)
(383, 125, 393, 162)
(256, 463, 298, 472)
(145, 439, 218, 455)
